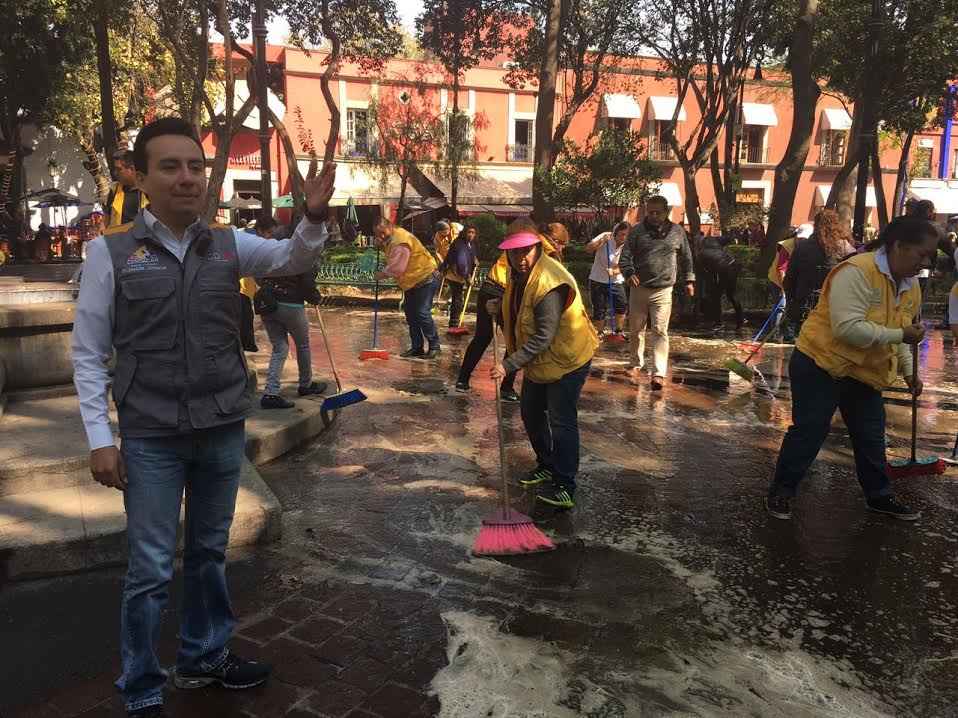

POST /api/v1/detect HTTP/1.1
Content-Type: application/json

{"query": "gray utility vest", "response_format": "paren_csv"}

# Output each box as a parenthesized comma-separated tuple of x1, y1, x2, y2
(105, 213, 254, 438)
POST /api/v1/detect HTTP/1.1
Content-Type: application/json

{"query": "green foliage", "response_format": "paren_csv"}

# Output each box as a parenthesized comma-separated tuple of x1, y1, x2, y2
(542, 130, 661, 219)
(463, 212, 506, 260)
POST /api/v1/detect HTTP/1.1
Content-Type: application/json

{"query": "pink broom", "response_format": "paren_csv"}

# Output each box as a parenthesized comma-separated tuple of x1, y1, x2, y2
(473, 331, 555, 556)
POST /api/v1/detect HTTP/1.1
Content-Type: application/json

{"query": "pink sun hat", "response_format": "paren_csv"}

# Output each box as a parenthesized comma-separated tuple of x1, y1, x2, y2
(498, 231, 542, 250)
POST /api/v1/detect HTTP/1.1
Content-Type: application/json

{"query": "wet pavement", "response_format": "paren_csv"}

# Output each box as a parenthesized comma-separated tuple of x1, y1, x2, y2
(3, 307, 958, 717)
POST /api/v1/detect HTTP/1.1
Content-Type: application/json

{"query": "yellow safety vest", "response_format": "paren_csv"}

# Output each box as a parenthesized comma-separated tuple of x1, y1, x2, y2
(503, 253, 598, 383)
(768, 237, 795, 288)
(108, 183, 150, 227)
(388, 228, 438, 291)
(797, 252, 920, 390)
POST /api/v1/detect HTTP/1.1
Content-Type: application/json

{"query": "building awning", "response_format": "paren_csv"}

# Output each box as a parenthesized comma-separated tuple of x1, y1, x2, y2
(816, 184, 876, 207)
(214, 80, 286, 130)
(418, 166, 533, 205)
(603, 93, 642, 120)
(907, 181, 958, 215)
(655, 182, 683, 208)
(648, 97, 687, 122)
(821, 108, 853, 131)
(301, 160, 423, 205)
(741, 102, 778, 127)
(459, 204, 533, 216)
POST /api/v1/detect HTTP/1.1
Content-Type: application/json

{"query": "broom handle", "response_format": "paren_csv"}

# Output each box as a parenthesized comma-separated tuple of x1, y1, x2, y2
(372, 247, 381, 348)
(491, 328, 510, 514)
(606, 237, 616, 334)
(314, 306, 344, 394)
(911, 341, 918, 463)
(458, 265, 479, 326)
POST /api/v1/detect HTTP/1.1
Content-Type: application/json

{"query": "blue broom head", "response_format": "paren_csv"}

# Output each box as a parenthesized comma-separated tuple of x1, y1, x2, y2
(321, 389, 367, 411)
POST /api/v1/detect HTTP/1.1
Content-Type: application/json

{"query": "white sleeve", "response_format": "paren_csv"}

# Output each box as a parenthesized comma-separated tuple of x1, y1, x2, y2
(71, 238, 117, 450)
(237, 217, 329, 278)
(828, 265, 904, 348)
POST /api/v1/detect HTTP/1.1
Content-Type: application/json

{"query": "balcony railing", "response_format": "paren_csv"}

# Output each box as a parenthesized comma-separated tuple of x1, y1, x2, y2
(507, 144, 533, 162)
(739, 144, 770, 164)
(339, 138, 376, 159)
(647, 137, 677, 161)
(818, 142, 846, 167)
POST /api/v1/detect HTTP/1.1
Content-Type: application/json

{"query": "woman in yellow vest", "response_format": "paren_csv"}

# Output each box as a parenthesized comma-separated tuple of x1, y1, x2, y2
(373, 217, 441, 359)
(766, 217, 940, 522)
(455, 219, 559, 400)
(490, 229, 598, 509)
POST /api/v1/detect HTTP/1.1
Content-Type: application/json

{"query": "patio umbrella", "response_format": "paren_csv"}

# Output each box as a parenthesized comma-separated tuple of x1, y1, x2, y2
(226, 195, 261, 210)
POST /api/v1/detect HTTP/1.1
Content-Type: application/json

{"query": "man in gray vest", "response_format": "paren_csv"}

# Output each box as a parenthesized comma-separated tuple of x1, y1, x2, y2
(71, 117, 336, 717)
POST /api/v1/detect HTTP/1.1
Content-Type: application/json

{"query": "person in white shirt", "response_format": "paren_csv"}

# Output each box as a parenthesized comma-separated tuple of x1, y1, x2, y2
(584, 221, 630, 335)
(72, 117, 336, 717)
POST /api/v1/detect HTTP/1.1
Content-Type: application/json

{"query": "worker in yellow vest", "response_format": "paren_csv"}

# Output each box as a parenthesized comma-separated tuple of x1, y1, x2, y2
(373, 217, 441, 359)
(455, 219, 559, 400)
(105, 151, 149, 227)
(766, 217, 940, 523)
(491, 229, 598, 509)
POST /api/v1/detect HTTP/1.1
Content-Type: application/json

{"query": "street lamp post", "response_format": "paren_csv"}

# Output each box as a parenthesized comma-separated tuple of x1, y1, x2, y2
(253, 0, 272, 217)
(852, 0, 882, 244)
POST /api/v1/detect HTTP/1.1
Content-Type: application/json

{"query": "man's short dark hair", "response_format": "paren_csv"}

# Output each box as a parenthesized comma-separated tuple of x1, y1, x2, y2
(255, 215, 278, 234)
(132, 117, 204, 174)
(646, 195, 669, 209)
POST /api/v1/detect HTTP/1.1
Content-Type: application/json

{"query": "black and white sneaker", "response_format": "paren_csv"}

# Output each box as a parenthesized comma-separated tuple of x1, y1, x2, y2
(298, 381, 328, 396)
(174, 651, 272, 690)
(424, 347, 442, 359)
(455, 380, 470, 393)
(400, 348, 426, 359)
(765, 494, 791, 520)
(260, 394, 295, 409)
(500, 388, 520, 403)
(867, 496, 920, 521)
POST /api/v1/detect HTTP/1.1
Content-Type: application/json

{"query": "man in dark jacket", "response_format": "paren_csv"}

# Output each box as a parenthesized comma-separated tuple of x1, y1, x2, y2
(698, 234, 743, 329)
(619, 195, 695, 390)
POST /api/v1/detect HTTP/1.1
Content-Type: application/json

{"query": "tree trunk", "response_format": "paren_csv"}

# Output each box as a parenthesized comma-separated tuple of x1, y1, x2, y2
(892, 129, 914, 217)
(709, 148, 727, 232)
(680, 161, 702, 237)
(93, 3, 117, 176)
(825, 106, 862, 225)
(203, 96, 256, 221)
(763, 0, 821, 275)
(319, 3, 342, 163)
(450, 70, 461, 219)
(77, 132, 112, 207)
(270, 108, 307, 217)
(189, 1, 209, 134)
(532, 0, 563, 222)
(397, 169, 408, 224)
(871, 140, 889, 229)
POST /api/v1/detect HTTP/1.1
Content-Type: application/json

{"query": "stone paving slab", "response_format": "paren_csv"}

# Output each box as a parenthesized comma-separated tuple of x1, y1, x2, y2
(0, 459, 280, 580)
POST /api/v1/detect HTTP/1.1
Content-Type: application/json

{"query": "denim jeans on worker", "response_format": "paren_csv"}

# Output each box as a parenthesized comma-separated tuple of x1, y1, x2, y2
(263, 302, 313, 395)
(403, 276, 440, 352)
(769, 350, 891, 500)
(116, 421, 245, 712)
(520, 360, 591, 493)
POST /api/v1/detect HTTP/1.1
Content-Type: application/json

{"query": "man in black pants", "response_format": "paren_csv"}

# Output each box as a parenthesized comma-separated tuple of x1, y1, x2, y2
(698, 234, 743, 330)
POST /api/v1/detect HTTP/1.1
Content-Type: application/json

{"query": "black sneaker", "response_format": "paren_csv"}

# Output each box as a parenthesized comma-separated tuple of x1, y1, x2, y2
(174, 651, 272, 690)
(500, 388, 520, 403)
(129, 707, 166, 717)
(519, 467, 553, 488)
(400, 348, 426, 358)
(867, 496, 920, 521)
(650, 377, 665, 391)
(765, 494, 791, 520)
(298, 381, 328, 396)
(260, 394, 295, 409)
(455, 380, 470, 393)
(536, 486, 575, 509)
(424, 347, 442, 359)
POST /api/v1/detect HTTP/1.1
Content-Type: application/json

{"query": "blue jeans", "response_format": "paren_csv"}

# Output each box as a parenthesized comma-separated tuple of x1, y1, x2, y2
(263, 302, 313, 395)
(520, 361, 591, 492)
(117, 421, 245, 711)
(769, 350, 891, 500)
(403, 277, 440, 352)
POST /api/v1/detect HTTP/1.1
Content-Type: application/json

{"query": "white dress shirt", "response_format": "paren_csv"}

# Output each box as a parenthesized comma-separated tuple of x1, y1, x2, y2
(72, 210, 328, 450)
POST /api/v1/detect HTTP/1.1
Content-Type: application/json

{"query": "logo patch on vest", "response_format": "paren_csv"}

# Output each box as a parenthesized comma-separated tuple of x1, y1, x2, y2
(121, 245, 163, 275)
(204, 249, 235, 263)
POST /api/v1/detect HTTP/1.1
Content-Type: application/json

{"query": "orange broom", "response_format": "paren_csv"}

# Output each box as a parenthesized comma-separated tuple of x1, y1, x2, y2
(887, 342, 945, 479)
(359, 247, 389, 361)
(448, 265, 479, 336)
(473, 330, 555, 556)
